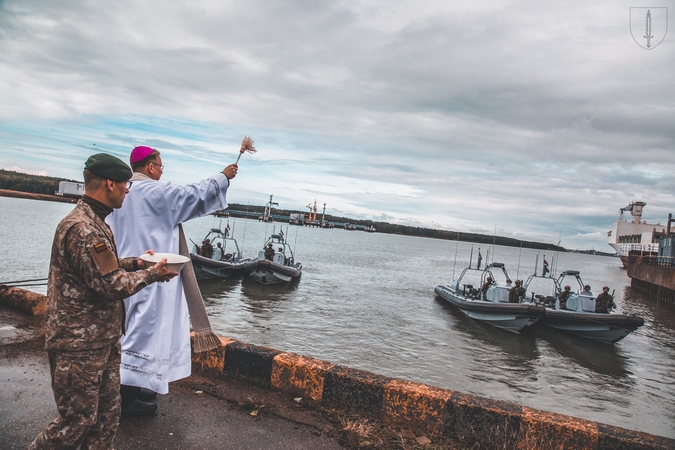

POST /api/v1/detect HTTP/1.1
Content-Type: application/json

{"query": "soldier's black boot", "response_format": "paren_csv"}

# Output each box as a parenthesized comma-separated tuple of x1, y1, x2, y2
(137, 387, 158, 401)
(120, 384, 157, 402)
(121, 385, 158, 417)
(121, 398, 158, 417)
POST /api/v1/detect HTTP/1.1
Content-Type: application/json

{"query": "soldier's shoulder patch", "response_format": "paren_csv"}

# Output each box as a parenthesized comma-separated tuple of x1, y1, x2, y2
(89, 240, 118, 276)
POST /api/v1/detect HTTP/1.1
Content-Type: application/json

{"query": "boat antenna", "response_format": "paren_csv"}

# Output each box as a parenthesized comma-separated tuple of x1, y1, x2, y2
(516, 239, 523, 279)
(452, 231, 459, 281)
(554, 231, 562, 277)
(228, 220, 234, 255)
(293, 222, 300, 262)
(491, 224, 496, 263)
(534, 253, 539, 275)
(264, 214, 271, 247)
(241, 202, 250, 257)
(469, 246, 474, 269)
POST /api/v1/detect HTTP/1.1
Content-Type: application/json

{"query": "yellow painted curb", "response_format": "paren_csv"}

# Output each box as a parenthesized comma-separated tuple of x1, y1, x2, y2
(188, 334, 673, 449)
(271, 352, 335, 402)
(0, 287, 46, 316)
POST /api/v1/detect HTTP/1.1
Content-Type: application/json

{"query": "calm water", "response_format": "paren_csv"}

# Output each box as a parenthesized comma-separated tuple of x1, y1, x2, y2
(2, 196, 674, 439)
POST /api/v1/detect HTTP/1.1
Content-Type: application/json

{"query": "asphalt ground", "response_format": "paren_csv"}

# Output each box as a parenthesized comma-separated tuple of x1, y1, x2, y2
(0, 305, 344, 450)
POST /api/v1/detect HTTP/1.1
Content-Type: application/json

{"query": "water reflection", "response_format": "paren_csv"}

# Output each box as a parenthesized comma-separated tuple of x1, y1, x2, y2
(433, 295, 542, 397)
(240, 275, 301, 300)
(534, 326, 631, 378)
(200, 277, 240, 304)
(434, 295, 539, 358)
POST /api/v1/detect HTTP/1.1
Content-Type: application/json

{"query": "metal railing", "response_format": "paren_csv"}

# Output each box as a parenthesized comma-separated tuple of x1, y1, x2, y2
(628, 253, 675, 270)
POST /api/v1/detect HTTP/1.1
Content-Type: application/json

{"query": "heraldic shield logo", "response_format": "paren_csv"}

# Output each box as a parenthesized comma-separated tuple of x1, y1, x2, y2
(630, 7, 668, 49)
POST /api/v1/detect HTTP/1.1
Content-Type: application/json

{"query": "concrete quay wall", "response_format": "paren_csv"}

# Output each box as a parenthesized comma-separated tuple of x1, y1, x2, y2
(627, 263, 675, 292)
(193, 334, 674, 450)
(0, 286, 46, 315)
(626, 257, 675, 304)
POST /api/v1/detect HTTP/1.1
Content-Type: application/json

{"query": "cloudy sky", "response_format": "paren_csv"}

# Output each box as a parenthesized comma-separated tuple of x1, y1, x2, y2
(0, 1, 672, 250)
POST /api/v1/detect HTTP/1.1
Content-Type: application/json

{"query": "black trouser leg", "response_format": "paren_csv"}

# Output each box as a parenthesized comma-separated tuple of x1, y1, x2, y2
(120, 384, 141, 406)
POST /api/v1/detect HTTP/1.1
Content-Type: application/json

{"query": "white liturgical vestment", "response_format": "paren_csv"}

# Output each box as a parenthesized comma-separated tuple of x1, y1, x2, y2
(107, 171, 229, 394)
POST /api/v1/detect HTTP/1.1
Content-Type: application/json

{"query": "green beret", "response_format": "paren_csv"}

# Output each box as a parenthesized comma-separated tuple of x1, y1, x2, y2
(84, 153, 133, 181)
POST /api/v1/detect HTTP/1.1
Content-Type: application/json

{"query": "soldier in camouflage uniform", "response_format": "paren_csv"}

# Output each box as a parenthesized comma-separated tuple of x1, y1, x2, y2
(595, 286, 613, 314)
(480, 276, 493, 299)
(558, 285, 572, 310)
(29, 153, 177, 450)
(508, 279, 524, 303)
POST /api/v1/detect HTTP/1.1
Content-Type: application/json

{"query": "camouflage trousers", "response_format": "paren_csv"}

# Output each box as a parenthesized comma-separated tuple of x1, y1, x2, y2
(28, 343, 122, 450)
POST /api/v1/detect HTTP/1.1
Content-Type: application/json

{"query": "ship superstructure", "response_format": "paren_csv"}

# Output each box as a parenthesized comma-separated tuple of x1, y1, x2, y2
(607, 201, 666, 267)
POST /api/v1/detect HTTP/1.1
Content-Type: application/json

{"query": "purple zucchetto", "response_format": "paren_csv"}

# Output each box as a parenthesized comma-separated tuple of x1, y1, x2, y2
(130, 146, 154, 164)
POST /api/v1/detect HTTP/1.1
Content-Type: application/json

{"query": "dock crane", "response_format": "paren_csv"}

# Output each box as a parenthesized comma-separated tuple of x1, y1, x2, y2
(261, 194, 278, 222)
(306, 200, 317, 222)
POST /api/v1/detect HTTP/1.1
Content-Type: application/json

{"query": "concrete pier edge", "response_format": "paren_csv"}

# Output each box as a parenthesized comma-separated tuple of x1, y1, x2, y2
(0, 286, 46, 316)
(191, 333, 675, 450)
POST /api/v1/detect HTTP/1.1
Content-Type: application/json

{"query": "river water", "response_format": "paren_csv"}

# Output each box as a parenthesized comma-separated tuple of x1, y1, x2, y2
(2, 196, 674, 439)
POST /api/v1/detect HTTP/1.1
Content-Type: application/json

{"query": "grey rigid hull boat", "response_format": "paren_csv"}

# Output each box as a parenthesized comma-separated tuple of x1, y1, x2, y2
(435, 262, 545, 334)
(247, 229, 302, 285)
(523, 270, 645, 344)
(190, 226, 257, 280)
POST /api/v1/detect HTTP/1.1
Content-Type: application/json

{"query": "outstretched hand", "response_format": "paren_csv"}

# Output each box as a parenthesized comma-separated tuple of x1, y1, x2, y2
(223, 164, 238, 180)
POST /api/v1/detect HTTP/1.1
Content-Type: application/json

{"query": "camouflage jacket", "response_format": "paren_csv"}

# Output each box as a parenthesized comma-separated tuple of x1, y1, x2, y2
(508, 286, 523, 303)
(44, 200, 160, 351)
(595, 292, 612, 311)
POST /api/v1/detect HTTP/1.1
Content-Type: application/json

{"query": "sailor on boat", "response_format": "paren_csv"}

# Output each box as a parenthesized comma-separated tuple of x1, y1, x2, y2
(264, 243, 274, 260)
(213, 242, 223, 261)
(480, 276, 493, 299)
(201, 238, 213, 258)
(508, 280, 524, 303)
(558, 285, 572, 309)
(595, 286, 616, 314)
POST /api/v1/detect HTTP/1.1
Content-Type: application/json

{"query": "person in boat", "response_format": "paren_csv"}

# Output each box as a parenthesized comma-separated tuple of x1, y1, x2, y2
(213, 242, 223, 261)
(29, 153, 177, 449)
(480, 276, 493, 299)
(264, 243, 275, 260)
(581, 284, 593, 296)
(508, 279, 524, 303)
(106, 145, 238, 417)
(278, 246, 290, 265)
(595, 286, 613, 314)
(558, 285, 572, 309)
(201, 238, 214, 259)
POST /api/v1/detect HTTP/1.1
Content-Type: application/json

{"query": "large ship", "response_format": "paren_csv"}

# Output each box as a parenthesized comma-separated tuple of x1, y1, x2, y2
(607, 201, 666, 267)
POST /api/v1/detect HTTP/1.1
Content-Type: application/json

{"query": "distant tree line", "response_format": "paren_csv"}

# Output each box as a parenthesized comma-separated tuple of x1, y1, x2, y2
(0, 170, 79, 195)
(227, 203, 565, 251)
(0, 171, 563, 251)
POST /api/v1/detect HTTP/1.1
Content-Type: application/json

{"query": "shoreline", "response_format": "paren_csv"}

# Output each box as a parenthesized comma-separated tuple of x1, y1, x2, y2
(0, 189, 77, 204)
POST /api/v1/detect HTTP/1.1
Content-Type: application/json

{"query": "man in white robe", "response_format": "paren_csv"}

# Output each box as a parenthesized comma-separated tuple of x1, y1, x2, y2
(107, 146, 237, 415)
